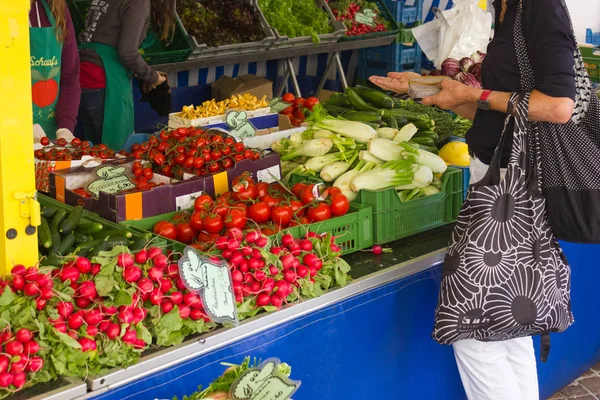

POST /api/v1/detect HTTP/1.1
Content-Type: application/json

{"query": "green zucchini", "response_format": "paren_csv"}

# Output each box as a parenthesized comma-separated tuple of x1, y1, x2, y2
(40, 254, 61, 267)
(50, 228, 61, 255)
(38, 217, 52, 249)
(389, 116, 399, 130)
(41, 206, 58, 219)
(130, 234, 153, 251)
(410, 137, 436, 147)
(345, 88, 380, 112)
(414, 130, 439, 141)
(383, 108, 431, 123)
(340, 110, 382, 123)
(74, 232, 90, 244)
(323, 104, 350, 116)
(50, 209, 67, 231)
(419, 145, 439, 154)
(324, 96, 350, 106)
(362, 122, 381, 130)
(394, 116, 408, 126)
(77, 239, 103, 250)
(59, 206, 84, 235)
(59, 233, 76, 256)
(87, 240, 110, 259)
(354, 86, 394, 109)
(93, 229, 133, 240)
(75, 222, 103, 234)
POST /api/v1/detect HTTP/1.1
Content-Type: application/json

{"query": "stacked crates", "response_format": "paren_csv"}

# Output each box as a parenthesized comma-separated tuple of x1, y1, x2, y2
(580, 46, 600, 84)
(357, 0, 423, 82)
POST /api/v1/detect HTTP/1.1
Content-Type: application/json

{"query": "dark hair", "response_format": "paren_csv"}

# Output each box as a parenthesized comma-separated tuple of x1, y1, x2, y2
(151, 0, 176, 41)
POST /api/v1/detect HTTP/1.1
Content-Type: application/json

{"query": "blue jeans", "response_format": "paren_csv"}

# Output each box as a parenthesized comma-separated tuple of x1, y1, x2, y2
(77, 88, 105, 145)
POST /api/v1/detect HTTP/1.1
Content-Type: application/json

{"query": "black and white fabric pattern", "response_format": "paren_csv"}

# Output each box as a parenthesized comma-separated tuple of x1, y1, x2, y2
(515, 0, 600, 242)
(432, 92, 574, 345)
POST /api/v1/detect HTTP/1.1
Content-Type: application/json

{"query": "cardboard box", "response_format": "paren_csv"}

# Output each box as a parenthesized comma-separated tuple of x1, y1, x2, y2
(211, 75, 273, 102)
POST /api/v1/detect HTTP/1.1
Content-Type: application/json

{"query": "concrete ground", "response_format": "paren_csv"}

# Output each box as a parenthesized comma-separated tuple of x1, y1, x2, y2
(548, 363, 600, 400)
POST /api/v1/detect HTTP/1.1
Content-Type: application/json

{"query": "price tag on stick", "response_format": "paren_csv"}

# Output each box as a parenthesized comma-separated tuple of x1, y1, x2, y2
(85, 164, 136, 197)
(230, 358, 301, 400)
(178, 246, 239, 326)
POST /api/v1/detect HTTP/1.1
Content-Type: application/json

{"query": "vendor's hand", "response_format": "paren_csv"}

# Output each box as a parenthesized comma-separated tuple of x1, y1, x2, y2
(151, 72, 167, 89)
(368, 72, 421, 94)
(56, 128, 75, 142)
(422, 79, 481, 111)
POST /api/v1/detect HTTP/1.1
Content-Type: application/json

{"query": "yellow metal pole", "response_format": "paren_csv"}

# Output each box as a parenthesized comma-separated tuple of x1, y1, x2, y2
(0, 0, 40, 274)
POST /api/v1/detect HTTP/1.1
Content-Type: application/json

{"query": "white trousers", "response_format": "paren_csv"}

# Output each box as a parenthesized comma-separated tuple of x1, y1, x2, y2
(453, 337, 539, 400)
(453, 158, 539, 400)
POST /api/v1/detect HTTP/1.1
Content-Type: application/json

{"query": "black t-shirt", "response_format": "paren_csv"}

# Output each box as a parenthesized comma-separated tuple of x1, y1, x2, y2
(466, 0, 576, 167)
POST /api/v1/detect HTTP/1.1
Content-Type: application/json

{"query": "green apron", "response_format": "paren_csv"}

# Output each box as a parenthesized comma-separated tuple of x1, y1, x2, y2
(30, 0, 63, 138)
(78, 42, 134, 150)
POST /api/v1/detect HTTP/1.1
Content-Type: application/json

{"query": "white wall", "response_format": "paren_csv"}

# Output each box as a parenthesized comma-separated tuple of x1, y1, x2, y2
(564, 0, 600, 44)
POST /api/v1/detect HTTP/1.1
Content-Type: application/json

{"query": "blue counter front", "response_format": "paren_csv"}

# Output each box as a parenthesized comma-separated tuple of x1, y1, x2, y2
(75, 229, 600, 400)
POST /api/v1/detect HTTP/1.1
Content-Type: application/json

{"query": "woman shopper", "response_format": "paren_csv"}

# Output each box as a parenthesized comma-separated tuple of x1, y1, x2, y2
(30, 0, 80, 142)
(371, 0, 580, 399)
(77, 0, 172, 150)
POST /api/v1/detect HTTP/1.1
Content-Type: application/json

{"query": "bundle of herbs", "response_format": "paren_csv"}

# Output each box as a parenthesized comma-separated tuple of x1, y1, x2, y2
(258, 0, 333, 43)
(177, 0, 265, 47)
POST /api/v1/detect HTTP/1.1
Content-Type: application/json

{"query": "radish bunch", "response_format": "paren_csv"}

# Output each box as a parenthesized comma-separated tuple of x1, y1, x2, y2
(0, 327, 43, 390)
(3, 265, 55, 311)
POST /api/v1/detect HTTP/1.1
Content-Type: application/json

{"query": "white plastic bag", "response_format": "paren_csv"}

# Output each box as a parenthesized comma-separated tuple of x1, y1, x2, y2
(413, 0, 492, 69)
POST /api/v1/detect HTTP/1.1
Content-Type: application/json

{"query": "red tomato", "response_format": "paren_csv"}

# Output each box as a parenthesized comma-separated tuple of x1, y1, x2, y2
(261, 224, 280, 236)
(260, 195, 278, 208)
(213, 205, 229, 219)
(202, 214, 224, 234)
(304, 97, 320, 110)
(190, 212, 204, 232)
(289, 199, 305, 217)
(294, 110, 305, 120)
(290, 118, 303, 127)
(300, 185, 316, 204)
(330, 193, 350, 216)
(231, 203, 248, 218)
(221, 158, 234, 169)
(71, 138, 82, 148)
(176, 223, 195, 244)
(232, 173, 256, 187)
(153, 221, 177, 240)
(224, 209, 247, 230)
(153, 152, 166, 166)
(281, 106, 294, 116)
(208, 162, 220, 173)
(143, 168, 154, 180)
(233, 182, 258, 201)
(292, 183, 306, 198)
(271, 206, 293, 226)
(57, 138, 67, 147)
(282, 93, 295, 103)
(256, 182, 269, 198)
(307, 203, 331, 222)
(40, 137, 50, 146)
(193, 195, 213, 212)
(248, 202, 270, 223)
(293, 98, 306, 108)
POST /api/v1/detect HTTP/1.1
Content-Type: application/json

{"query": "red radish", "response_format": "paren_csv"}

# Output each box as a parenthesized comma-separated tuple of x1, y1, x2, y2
(241, 285, 253, 297)
(292, 259, 300, 269)
(70, 282, 79, 292)
(313, 259, 323, 270)
(133, 308, 146, 323)
(59, 266, 80, 283)
(262, 278, 275, 293)
(148, 267, 164, 282)
(166, 263, 179, 278)
(247, 258, 261, 270)
(245, 231, 260, 243)
(190, 309, 204, 321)
(78, 281, 97, 299)
(149, 288, 162, 305)
(252, 249, 262, 260)
(269, 266, 280, 276)
(11, 275, 25, 291)
(117, 253, 134, 268)
(79, 337, 97, 352)
(229, 252, 244, 267)
(231, 270, 243, 284)
(309, 267, 317, 277)
(98, 321, 111, 332)
(135, 250, 148, 264)
(280, 254, 295, 270)
(170, 291, 183, 304)
(11, 265, 25, 276)
(256, 293, 271, 307)
(40, 286, 54, 300)
(118, 309, 134, 324)
(0, 356, 9, 373)
(158, 278, 172, 293)
(270, 295, 283, 308)
(284, 270, 297, 284)
(36, 273, 52, 288)
(250, 281, 261, 293)
(0, 330, 12, 343)
(161, 300, 174, 314)
(178, 305, 191, 319)
(147, 247, 162, 260)
(299, 240, 313, 252)
(68, 313, 84, 330)
(12, 371, 25, 389)
(0, 372, 14, 387)
(106, 324, 120, 340)
(227, 241, 240, 251)
(270, 246, 283, 255)
(137, 277, 154, 294)
(289, 243, 301, 256)
(152, 254, 168, 269)
(36, 298, 47, 311)
(24, 266, 39, 281)
(10, 357, 27, 374)
(5, 341, 23, 356)
(241, 247, 253, 257)
(175, 277, 187, 291)
(243, 273, 254, 285)
(216, 236, 228, 250)
(76, 257, 92, 274)
(27, 356, 43, 372)
(239, 260, 249, 273)
(23, 282, 39, 297)
(275, 280, 290, 297)
(101, 304, 118, 315)
(281, 234, 294, 248)
(122, 330, 137, 344)
(91, 264, 101, 275)
(254, 270, 266, 281)
(56, 302, 74, 319)
(235, 293, 243, 303)
(184, 293, 201, 308)
(296, 266, 309, 278)
(303, 253, 319, 267)
(331, 244, 342, 253)
(255, 236, 268, 248)
(123, 266, 142, 283)
(133, 339, 146, 349)
(54, 322, 67, 333)
(227, 227, 243, 241)
(84, 308, 103, 325)
(15, 329, 32, 343)
(87, 325, 99, 337)
(75, 297, 92, 309)
(221, 249, 233, 260)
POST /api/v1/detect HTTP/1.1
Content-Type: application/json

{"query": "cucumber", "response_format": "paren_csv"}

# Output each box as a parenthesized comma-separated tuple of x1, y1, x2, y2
(87, 236, 130, 258)
(88, 241, 110, 259)
(75, 222, 103, 235)
(59, 206, 84, 235)
(389, 116, 399, 130)
(383, 108, 430, 123)
(410, 137, 436, 147)
(93, 229, 133, 240)
(41, 206, 58, 219)
(50, 228, 61, 255)
(323, 104, 349, 116)
(414, 130, 439, 141)
(50, 209, 67, 231)
(394, 116, 408, 127)
(77, 239, 103, 250)
(345, 88, 380, 112)
(340, 110, 382, 123)
(324, 96, 350, 106)
(40, 254, 61, 267)
(38, 217, 52, 249)
(354, 86, 394, 109)
(419, 145, 439, 154)
(130, 234, 153, 251)
(59, 233, 76, 256)
(74, 232, 90, 244)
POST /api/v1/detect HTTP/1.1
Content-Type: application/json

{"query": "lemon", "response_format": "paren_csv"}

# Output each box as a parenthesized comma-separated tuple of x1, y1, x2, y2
(439, 141, 470, 167)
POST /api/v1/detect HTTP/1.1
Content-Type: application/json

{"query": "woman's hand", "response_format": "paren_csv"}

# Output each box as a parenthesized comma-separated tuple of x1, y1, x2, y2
(368, 72, 421, 94)
(422, 79, 481, 111)
(150, 72, 167, 90)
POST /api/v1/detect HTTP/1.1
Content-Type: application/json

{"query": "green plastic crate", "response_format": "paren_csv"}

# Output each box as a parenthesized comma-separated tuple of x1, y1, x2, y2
(356, 168, 463, 244)
(397, 24, 417, 44)
(122, 203, 373, 256)
(338, 0, 400, 42)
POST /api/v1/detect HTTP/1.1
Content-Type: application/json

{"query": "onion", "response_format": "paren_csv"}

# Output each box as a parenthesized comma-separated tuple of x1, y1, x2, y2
(441, 58, 461, 78)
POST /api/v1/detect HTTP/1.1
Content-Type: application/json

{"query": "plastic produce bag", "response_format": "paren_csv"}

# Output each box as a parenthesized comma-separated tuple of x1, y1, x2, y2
(413, 0, 492, 68)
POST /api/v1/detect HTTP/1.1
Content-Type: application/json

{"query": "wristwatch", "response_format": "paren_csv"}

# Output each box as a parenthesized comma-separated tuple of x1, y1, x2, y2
(477, 90, 493, 111)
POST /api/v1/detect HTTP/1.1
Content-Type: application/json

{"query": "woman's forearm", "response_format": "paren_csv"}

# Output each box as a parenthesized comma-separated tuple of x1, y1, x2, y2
(451, 103, 478, 120)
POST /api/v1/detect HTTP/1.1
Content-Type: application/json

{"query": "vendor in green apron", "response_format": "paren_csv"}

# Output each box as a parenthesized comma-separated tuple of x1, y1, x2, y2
(30, 0, 81, 142)
(78, 0, 174, 150)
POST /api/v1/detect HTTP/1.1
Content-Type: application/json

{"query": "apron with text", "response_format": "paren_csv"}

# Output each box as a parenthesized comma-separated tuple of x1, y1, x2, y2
(30, 0, 63, 138)
(78, 42, 134, 150)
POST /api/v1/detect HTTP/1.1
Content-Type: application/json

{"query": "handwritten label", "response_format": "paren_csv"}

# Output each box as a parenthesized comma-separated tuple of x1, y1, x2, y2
(178, 247, 238, 325)
(85, 165, 136, 197)
(256, 166, 281, 184)
(176, 190, 204, 211)
(230, 359, 301, 400)
(269, 101, 292, 113)
(226, 110, 256, 140)
(355, 9, 376, 27)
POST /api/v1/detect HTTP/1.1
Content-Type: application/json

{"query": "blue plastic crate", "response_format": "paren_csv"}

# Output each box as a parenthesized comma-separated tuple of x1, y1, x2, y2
(586, 29, 600, 46)
(357, 63, 418, 82)
(383, 0, 423, 25)
(360, 43, 422, 71)
(457, 166, 470, 201)
(122, 133, 152, 152)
